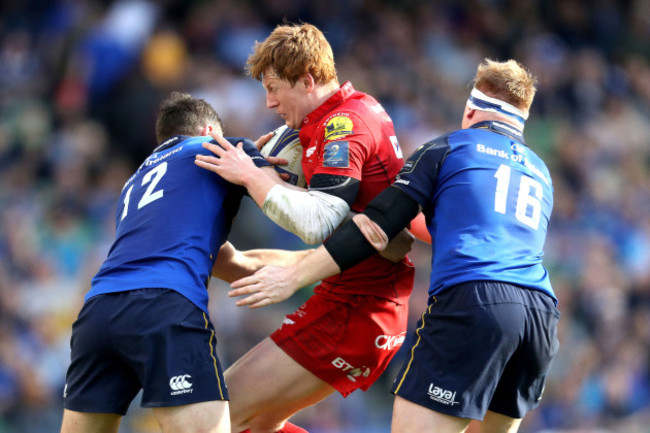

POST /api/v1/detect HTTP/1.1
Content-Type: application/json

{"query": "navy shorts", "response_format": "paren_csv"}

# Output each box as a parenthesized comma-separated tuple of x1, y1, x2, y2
(64, 288, 228, 415)
(391, 281, 559, 420)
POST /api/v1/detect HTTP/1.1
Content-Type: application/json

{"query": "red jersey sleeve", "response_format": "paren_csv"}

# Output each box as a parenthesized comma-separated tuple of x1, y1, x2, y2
(311, 111, 372, 180)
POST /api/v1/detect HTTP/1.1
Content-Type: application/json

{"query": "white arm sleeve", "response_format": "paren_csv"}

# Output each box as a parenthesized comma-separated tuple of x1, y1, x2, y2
(262, 184, 350, 244)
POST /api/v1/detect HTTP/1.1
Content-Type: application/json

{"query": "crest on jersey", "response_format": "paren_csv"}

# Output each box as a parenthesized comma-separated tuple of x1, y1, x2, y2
(324, 116, 353, 141)
(323, 141, 350, 168)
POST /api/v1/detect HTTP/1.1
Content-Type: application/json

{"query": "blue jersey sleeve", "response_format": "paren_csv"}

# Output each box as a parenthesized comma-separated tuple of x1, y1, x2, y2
(223, 137, 271, 168)
(392, 136, 451, 207)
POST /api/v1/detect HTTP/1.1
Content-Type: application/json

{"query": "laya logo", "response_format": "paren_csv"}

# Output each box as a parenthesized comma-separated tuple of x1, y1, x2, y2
(427, 383, 459, 406)
(375, 332, 406, 351)
(170, 374, 193, 395)
(331, 357, 371, 382)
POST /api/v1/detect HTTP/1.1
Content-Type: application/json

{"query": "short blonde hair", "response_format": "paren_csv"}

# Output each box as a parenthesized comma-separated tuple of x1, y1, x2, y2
(246, 23, 337, 85)
(473, 59, 537, 114)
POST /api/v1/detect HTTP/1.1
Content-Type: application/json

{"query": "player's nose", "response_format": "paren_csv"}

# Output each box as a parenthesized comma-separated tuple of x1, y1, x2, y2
(266, 93, 278, 109)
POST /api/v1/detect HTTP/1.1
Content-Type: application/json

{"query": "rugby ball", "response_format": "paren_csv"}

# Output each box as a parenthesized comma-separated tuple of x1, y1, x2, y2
(259, 125, 305, 187)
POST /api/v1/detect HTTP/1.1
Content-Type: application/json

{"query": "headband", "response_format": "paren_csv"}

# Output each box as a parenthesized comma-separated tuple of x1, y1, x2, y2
(467, 87, 528, 129)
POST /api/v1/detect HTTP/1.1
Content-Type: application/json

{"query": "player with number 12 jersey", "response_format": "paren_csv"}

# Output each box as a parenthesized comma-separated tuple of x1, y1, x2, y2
(88, 135, 269, 313)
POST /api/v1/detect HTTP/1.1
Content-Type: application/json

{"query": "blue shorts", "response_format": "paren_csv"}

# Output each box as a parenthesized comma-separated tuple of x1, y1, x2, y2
(64, 288, 228, 415)
(391, 281, 559, 420)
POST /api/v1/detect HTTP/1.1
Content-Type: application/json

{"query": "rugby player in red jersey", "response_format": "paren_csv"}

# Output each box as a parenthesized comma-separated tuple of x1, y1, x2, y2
(195, 23, 414, 433)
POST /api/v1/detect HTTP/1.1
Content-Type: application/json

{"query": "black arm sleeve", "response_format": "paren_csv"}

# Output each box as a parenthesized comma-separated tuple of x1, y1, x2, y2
(309, 173, 360, 207)
(323, 186, 421, 271)
(323, 221, 377, 272)
(363, 186, 421, 239)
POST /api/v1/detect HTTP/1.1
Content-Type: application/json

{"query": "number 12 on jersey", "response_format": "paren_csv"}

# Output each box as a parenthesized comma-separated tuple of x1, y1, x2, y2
(493, 164, 543, 230)
(121, 162, 168, 221)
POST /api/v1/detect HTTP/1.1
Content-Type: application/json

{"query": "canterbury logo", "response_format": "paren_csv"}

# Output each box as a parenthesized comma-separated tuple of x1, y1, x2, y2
(169, 375, 192, 392)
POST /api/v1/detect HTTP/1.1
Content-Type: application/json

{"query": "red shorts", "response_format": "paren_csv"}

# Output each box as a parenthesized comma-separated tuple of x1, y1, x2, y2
(270, 266, 413, 397)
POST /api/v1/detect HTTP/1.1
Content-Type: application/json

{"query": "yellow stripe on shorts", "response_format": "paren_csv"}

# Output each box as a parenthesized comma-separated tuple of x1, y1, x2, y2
(394, 300, 435, 393)
(203, 312, 224, 400)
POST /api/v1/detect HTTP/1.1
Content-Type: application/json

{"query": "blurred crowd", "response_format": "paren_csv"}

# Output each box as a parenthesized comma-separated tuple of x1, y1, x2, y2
(1, 0, 649, 432)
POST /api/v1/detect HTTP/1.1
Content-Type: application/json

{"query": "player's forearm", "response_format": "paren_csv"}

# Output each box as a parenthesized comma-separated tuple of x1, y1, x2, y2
(244, 167, 283, 208)
(261, 187, 350, 244)
(213, 245, 314, 283)
(285, 245, 342, 288)
(240, 248, 315, 268)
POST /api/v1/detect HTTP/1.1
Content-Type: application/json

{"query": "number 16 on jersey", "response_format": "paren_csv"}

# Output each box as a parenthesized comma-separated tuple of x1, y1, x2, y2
(493, 164, 543, 230)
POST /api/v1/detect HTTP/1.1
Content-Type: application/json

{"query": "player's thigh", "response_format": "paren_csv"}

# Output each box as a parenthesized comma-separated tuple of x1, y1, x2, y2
(153, 400, 230, 433)
(391, 396, 470, 433)
(60, 409, 121, 433)
(225, 337, 335, 424)
(466, 410, 522, 433)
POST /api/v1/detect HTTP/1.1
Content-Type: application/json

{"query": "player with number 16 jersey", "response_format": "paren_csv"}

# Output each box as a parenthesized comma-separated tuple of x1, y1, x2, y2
(394, 119, 555, 300)
(228, 59, 560, 432)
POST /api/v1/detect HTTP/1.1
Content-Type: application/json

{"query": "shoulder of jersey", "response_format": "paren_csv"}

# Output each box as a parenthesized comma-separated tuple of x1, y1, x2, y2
(182, 135, 213, 148)
(154, 135, 209, 156)
(323, 112, 358, 142)
(259, 125, 305, 187)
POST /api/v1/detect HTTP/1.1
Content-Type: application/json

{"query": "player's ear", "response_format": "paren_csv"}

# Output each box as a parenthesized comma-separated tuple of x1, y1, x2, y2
(461, 105, 475, 128)
(300, 73, 315, 92)
(200, 124, 213, 136)
(463, 105, 476, 123)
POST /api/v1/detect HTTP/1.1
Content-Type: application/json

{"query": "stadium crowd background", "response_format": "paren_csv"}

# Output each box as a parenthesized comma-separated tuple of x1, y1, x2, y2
(1, 0, 649, 432)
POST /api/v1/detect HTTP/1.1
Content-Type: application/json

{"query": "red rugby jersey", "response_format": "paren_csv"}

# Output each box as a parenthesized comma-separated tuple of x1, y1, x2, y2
(298, 82, 413, 302)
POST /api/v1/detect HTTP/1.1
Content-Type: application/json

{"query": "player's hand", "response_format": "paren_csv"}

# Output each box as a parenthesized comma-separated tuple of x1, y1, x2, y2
(195, 132, 258, 185)
(380, 228, 414, 262)
(353, 214, 413, 262)
(255, 131, 291, 168)
(228, 265, 300, 309)
(353, 214, 389, 251)
(254, 132, 274, 150)
(265, 156, 289, 167)
(261, 166, 291, 182)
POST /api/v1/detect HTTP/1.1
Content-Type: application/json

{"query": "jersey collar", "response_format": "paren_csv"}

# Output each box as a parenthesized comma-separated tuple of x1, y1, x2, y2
(302, 81, 356, 127)
(153, 135, 189, 154)
(470, 120, 526, 144)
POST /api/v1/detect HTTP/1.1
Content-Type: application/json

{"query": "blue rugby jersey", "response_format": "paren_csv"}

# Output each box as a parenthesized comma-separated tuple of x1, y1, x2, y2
(87, 135, 269, 313)
(394, 121, 555, 301)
